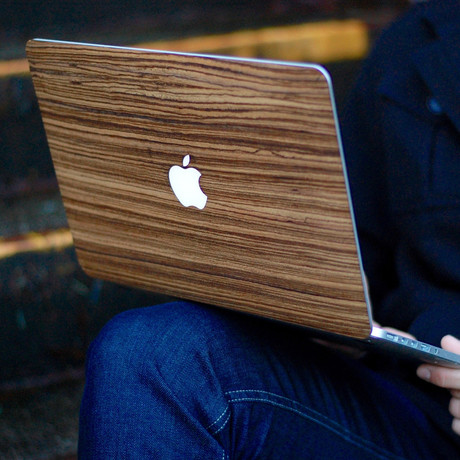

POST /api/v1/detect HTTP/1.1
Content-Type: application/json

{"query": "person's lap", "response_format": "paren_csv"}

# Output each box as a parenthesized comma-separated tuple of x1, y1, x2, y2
(79, 301, 455, 459)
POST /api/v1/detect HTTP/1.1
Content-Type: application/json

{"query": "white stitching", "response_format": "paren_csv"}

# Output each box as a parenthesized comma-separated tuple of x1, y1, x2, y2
(206, 405, 229, 431)
(225, 391, 407, 460)
(212, 409, 231, 435)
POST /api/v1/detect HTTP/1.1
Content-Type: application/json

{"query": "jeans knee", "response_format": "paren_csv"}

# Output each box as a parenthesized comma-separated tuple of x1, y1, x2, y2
(83, 301, 234, 430)
(81, 302, 245, 458)
(85, 306, 148, 381)
(85, 301, 232, 383)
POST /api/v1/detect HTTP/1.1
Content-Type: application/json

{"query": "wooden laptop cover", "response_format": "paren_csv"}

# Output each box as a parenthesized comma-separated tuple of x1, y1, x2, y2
(27, 39, 370, 339)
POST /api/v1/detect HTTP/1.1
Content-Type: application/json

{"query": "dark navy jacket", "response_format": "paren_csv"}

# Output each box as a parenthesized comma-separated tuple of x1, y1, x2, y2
(342, 0, 460, 346)
(340, 0, 460, 444)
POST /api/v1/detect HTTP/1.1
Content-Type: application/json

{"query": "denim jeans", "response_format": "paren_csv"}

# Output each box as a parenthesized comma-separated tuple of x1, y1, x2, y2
(79, 301, 458, 459)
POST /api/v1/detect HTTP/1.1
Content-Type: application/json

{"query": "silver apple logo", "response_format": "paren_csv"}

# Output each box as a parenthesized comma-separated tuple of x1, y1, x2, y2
(168, 155, 208, 210)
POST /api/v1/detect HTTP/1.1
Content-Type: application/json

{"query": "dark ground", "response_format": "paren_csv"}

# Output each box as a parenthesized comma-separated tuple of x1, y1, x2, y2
(0, 383, 83, 460)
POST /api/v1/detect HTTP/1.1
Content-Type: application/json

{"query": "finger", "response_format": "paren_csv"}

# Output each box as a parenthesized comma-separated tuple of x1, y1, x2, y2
(416, 365, 460, 390)
(416, 335, 460, 389)
(451, 390, 460, 399)
(452, 418, 460, 437)
(449, 397, 460, 419)
(441, 335, 460, 354)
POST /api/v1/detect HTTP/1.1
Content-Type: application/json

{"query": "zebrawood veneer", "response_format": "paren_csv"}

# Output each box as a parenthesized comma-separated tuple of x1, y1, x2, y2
(27, 39, 370, 338)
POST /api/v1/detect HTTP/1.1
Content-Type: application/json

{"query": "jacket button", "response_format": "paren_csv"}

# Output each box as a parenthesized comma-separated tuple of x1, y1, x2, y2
(426, 96, 443, 115)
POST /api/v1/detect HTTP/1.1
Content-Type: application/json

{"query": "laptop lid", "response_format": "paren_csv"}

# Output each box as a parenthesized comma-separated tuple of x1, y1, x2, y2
(26, 39, 371, 339)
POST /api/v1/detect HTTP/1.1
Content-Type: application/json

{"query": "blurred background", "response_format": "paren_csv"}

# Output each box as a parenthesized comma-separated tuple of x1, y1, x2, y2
(1, 1, 408, 458)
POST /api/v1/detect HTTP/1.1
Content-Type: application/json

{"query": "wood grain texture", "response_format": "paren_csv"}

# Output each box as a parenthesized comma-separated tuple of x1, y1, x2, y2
(27, 40, 371, 338)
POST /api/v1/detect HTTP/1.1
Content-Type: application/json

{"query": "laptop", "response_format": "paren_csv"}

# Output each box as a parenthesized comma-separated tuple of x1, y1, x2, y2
(26, 38, 460, 367)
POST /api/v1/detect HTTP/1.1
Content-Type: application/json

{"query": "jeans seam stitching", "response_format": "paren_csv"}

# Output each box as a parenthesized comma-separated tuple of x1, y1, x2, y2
(225, 391, 407, 460)
(207, 405, 230, 431)
(211, 410, 231, 436)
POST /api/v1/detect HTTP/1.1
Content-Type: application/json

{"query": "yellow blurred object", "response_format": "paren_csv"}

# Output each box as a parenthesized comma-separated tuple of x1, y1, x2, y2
(2, 20, 368, 79)
(0, 58, 30, 77)
(138, 20, 369, 63)
(0, 229, 73, 260)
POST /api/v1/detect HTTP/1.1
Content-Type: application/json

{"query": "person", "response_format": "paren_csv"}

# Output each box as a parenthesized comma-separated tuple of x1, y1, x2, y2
(78, 1, 460, 458)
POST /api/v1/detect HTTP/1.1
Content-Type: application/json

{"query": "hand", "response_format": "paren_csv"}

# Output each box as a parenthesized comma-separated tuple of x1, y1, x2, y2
(416, 335, 460, 436)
